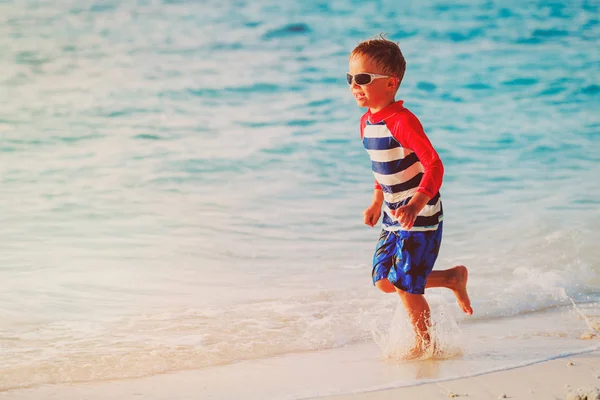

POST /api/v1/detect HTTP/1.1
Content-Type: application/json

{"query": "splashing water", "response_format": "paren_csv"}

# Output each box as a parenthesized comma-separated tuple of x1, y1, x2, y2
(563, 292, 600, 340)
(371, 302, 464, 361)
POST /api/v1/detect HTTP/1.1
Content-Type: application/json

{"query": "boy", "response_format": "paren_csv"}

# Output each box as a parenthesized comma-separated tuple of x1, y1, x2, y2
(348, 36, 472, 358)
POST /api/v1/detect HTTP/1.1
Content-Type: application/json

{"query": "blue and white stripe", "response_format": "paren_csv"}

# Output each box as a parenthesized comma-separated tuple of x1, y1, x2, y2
(363, 121, 443, 232)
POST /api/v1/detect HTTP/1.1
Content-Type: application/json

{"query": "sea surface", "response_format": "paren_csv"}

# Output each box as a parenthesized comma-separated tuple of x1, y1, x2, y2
(0, 0, 599, 398)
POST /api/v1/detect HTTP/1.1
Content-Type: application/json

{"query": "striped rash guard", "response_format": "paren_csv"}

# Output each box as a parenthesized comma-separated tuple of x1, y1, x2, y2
(360, 100, 444, 232)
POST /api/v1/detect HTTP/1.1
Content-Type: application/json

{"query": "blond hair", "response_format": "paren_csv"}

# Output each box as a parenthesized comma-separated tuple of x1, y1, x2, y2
(350, 34, 406, 87)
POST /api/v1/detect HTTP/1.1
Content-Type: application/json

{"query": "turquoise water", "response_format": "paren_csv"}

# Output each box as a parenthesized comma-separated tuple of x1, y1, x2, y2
(0, 0, 599, 397)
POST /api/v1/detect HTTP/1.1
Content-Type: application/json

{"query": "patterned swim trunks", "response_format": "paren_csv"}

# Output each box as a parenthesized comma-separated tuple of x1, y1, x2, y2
(371, 222, 443, 295)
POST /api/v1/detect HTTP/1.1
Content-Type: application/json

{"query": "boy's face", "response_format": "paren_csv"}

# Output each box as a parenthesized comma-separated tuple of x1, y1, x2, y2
(348, 55, 397, 111)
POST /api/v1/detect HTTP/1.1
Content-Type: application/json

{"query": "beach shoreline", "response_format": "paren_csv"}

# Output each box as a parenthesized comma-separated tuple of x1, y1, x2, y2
(315, 349, 600, 400)
(1, 347, 599, 400)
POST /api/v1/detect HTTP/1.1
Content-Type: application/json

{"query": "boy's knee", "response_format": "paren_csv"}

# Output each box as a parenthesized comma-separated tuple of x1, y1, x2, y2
(395, 288, 423, 300)
(375, 279, 396, 293)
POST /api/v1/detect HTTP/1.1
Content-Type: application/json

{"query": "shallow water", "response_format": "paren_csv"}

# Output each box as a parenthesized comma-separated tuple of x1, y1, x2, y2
(0, 0, 599, 396)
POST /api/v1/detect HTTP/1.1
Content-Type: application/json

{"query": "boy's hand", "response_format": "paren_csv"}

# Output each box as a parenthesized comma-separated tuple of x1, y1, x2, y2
(390, 192, 431, 230)
(390, 204, 419, 230)
(363, 203, 382, 227)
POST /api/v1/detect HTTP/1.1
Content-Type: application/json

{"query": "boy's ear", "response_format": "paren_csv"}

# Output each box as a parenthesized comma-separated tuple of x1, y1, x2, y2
(387, 77, 398, 90)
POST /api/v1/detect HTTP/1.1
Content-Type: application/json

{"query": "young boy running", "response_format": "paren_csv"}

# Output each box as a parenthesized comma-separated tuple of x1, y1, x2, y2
(348, 36, 473, 358)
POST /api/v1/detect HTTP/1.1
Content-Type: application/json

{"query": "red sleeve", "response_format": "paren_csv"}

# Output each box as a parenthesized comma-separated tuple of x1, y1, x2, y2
(360, 114, 382, 190)
(390, 111, 443, 198)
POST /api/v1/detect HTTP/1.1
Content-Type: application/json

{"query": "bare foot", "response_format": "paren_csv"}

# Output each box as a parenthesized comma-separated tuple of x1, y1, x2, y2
(403, 342, 428, 360)
(451, 266, 473, 315)
(402, 337, 437, 360)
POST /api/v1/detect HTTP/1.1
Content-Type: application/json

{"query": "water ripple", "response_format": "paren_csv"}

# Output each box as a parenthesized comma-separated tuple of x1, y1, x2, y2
(263, 23, 311, 39)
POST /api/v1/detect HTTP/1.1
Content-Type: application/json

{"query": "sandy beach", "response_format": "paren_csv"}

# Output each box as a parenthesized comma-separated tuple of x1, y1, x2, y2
(319, 350, 600, 400)
(1, 348, 598, 400)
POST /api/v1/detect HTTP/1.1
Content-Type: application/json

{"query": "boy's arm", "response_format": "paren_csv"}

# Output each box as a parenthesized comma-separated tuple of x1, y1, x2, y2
(364, 187, 384, 227)
(371, 186, 384, 205)
(393, 112, 444, 203)
(390, 112, 444, 228)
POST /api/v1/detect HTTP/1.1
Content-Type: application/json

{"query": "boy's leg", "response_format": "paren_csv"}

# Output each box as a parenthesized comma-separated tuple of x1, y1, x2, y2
(426, 266, 473, 315)
(385, 229, 438, 358)
(378, 267, 473, 315)
(375, 278, 397, 293)
(396, 289, 431, 358)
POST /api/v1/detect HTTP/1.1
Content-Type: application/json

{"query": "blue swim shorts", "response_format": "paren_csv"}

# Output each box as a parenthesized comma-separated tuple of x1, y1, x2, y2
(372, 222, 443, 295)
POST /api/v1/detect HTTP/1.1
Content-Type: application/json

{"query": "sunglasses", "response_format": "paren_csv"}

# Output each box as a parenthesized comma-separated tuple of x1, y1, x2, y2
(346, 72, 391, 86)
